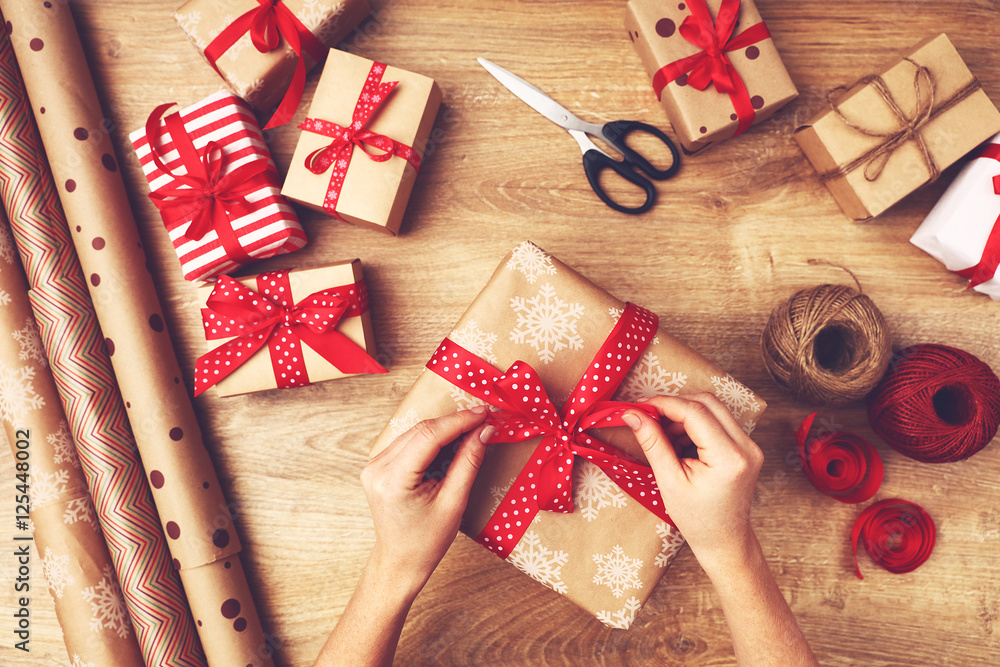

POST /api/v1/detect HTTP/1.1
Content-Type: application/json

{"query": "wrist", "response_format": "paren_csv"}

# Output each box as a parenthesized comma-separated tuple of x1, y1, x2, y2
(691, 525, 762, 582)
(368, 544, 433, 603)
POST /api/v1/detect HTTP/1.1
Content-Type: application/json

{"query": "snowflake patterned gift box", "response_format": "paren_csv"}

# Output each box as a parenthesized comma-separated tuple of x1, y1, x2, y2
(625, 0, 797, 153)
(910, 131, 1000, 300)
(371, 241, 766, 629)
(194, 260, 386, 397)
(174, 0, 371, 128)
(794, 34, 1000, 222)
(130, 91, 307, 282)
(281, 50, 442, 235)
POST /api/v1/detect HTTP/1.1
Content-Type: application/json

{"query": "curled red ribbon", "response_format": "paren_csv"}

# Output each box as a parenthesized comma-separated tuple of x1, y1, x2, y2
(651, 0, 771, 136)
(298, 61, 421, 220)
(955, 143, 1000, 289)
(796, 412, 883, 504)
(851, 499, 935, 579)
(427, 303, 672, 560)
(203, 0, 327, 130)
(194, 271, 386, 396)
(144, 102, 277, 265)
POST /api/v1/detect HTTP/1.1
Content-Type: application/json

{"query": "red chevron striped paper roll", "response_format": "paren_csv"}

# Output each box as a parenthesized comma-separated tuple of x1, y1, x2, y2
(1, 3, 273, 665)
(0, 9, 206, 665)
(130, 91, 307, 282)
(0, 207, 145, 667)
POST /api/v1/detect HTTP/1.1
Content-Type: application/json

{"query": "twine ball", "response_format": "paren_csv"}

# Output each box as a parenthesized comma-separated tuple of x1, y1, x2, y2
(760, 284, 892, 406)
(867, 344, 1000, 463)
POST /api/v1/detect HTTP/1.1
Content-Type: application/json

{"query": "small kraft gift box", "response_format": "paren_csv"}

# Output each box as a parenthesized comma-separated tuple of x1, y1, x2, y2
(282, 49, 442, 235)
(174, 0, 371, 128)
(370, 242, 766, 629)
(794, 34, 1000, 222)
(131, 90, 307, 282)
(625, 0, 797, 152)
(194, 260, 386, 397)
(911, 131, 1000, 300)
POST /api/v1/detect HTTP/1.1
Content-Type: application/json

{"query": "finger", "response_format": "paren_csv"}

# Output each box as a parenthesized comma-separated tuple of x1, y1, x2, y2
(622, 410, 685, 484)
(439, 423, 493, 507)
(394, 408, 490, 481)
(641, 396, 741, 466)
(684, 392, 750, 445)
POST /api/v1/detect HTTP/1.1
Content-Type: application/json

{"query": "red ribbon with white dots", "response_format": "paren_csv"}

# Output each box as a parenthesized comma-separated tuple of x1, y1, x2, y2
(427, 303, 673, 559)
(651, 0, 771, 137)
(194, 271, 386, 396)
(298, 61, 421, 220)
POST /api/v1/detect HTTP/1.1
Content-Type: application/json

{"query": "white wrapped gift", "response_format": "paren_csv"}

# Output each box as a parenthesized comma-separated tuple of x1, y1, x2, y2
(911, 131, 1000, 300)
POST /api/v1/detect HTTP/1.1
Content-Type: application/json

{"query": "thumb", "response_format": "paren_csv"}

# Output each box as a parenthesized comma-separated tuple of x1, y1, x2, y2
(440, 424, 492, 506)
(622, 410, 684, 483)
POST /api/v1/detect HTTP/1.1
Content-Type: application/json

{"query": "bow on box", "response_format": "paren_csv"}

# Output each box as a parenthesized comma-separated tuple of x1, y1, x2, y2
(428, 303, 673, 559)
(652, 0, 771, 136)
(956, 144, 1000, 289)
(299, 61, 421, 220)
(204, 0, 327, 129)
(144, 102, 276, 266)
(194, 271, 386, 396)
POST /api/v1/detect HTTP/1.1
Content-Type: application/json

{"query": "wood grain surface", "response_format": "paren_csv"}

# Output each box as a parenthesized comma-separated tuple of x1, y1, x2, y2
(2, 0, 1000, 665)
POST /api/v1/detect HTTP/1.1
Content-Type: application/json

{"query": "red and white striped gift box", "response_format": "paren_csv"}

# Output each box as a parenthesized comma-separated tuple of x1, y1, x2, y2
(130, 90, 307, 281)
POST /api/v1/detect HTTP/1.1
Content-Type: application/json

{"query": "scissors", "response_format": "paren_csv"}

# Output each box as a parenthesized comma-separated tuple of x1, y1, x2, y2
(478, 57, 680, 215)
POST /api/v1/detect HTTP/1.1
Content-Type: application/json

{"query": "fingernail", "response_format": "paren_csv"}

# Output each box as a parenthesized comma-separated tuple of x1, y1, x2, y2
(622, 412, 641, 430)
(636, 396, 650, 403)
(479, 424, 496, 444)
(470, 405, 488, 414)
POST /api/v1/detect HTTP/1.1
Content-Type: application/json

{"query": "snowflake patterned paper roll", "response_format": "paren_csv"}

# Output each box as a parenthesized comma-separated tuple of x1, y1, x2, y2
(373, 241, 766, 629)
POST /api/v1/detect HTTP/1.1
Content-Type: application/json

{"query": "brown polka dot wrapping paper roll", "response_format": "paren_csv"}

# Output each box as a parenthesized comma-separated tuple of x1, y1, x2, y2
(0, 1, 271, 664)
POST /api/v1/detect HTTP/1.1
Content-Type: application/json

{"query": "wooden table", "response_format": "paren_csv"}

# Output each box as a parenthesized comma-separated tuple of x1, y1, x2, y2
(2, 0, 999, 664)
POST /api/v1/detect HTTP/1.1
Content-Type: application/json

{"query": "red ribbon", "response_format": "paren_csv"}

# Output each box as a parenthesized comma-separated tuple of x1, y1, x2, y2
(298, 61, 421, 220)
(194, 271, 386, 396)
(796, 412, 883, 504)
(427, 303, 673, 560)
(651, 0, 771, 136)
(955, 143, 1000, 289)
(851, 499, 935, 580)
(144, 103, 279, 266)
(203, 0, 328, 130)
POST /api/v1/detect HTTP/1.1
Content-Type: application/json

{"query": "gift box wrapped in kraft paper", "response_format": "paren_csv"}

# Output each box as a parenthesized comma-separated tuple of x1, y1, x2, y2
(174, 0, 371, 128)
(794, 34, 1000, 222)
(911, 132, 1000, 300)
(130, 91, 307, 282)
(282, 50, 441, 235)
(195, 260, 386, 397)
(370, 242, 766, 629)
(625, 0, 797, 152)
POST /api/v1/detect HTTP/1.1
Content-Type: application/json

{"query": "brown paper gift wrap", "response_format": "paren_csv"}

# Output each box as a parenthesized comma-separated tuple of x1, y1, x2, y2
(174, 0, 371, 114)
(371, 242, 766, 629)
(625, 0, 797, 152)
(794, 34, 1000, 222)
(282, 50, 442, 235)
(197, 260, 380, 397)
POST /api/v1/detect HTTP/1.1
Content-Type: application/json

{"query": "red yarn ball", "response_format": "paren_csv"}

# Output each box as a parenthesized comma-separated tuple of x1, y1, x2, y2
(867, 344, 1000, 463)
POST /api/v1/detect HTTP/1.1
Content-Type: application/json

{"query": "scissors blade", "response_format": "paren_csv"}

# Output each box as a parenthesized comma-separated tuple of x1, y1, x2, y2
(477, 57, 588, 133)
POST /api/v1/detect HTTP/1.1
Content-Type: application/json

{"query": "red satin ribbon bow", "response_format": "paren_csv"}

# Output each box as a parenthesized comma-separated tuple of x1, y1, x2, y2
(851, 499, 935, 580)
(298, 62, 421, 220)
(796, 412, 883, 504)
(955, 143, 1000, 289)
(427, 303, 673, 560)
(194, 271, 386, 396)
(145, 103, 276, 265)
(203, 0, 327, 130)
(651, 0, 771, 136)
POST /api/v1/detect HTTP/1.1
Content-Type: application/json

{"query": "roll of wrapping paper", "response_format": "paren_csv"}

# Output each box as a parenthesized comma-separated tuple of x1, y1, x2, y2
(0, 206, 145, 667)
(0, 3, 273, 665)
(0, 12, 205, 666)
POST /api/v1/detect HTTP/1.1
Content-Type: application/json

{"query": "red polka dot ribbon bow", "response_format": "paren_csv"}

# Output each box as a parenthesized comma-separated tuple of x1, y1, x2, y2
(203, 0, 327, 130)
(144, 102, 274, 265)
(652, 0, 771, 136)
(796, 411, 883, 504)
(194, 271, 386, 396)
(956, 143, 1000, 289)
(427, 303, 673, 559)
(298, 62, 421, 219)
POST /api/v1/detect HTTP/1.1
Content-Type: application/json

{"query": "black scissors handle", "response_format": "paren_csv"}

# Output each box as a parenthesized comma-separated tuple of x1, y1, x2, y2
(582, 149, 657, 215)
(601, 120, 681, 181)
